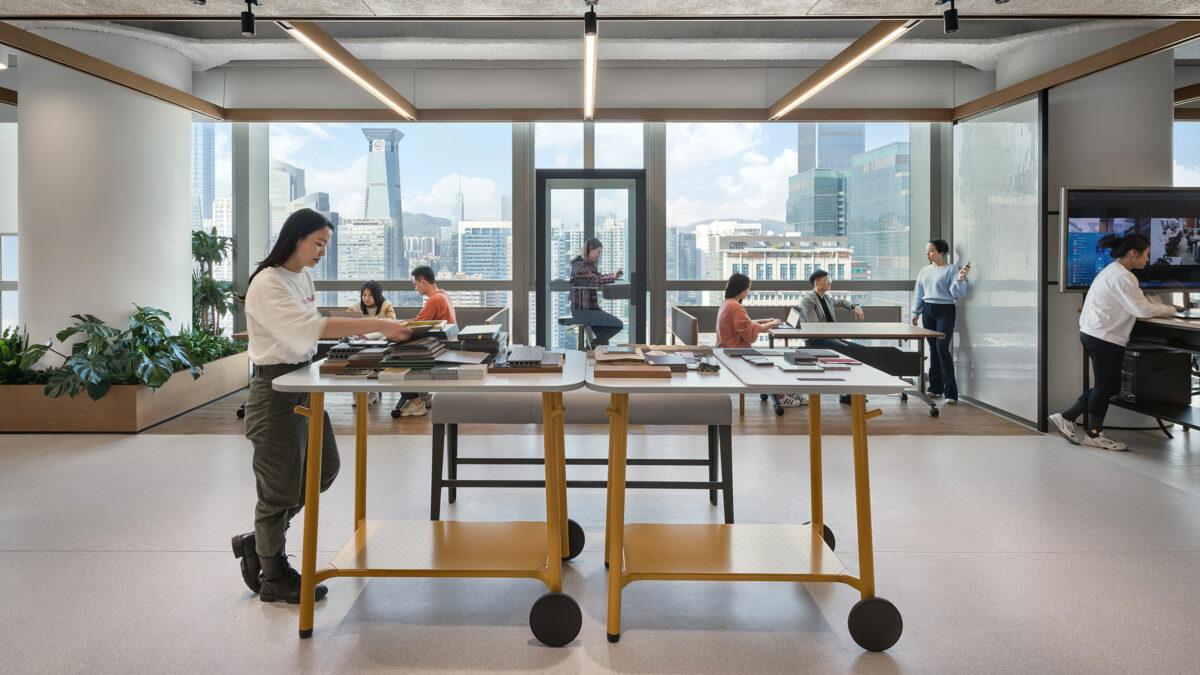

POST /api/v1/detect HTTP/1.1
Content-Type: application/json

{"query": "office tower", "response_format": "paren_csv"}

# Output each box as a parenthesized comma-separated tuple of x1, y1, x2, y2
(190, 124, 215, 231)
(847, 142, 911, 307)
(438, 225, 458, 275)
(787, 169, 845, 237)
(338, 218, 403, 306)
(289, 192, 340, 301)
(550, 224, 584, 348)
(452, 181, 465, 229)
(500, 194, 512, 222)
(268, 159, 306, 242)
(713, 234, 854, 306)
(210, 196, 233, 282)
(458, 220, 512, 306)
(362, 128, 404, 222)
(796, 124, 817, 174)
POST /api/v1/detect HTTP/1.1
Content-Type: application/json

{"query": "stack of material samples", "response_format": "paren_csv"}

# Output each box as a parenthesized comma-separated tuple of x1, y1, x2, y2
(643, 350, 687, 373)
(458, 325, 508, 355)
(378, 337, 446, 371)
(593, 345, 646, 366)
(490, 346, 564, 372)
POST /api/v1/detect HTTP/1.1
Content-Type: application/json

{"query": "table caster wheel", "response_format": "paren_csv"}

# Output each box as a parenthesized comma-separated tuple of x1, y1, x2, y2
(564, 519, 585, 561)
(847, 596, 902, 652)
(390, 408, 403, 419)
(236, 406, 245, 419)
(930, 407, 939, 417)
(775, 406, 784, 416)
(760, 394, 769, 401)
(529, 592, 581, 647)
(899, 392, 908, 403)
(802, 521, 836, 551)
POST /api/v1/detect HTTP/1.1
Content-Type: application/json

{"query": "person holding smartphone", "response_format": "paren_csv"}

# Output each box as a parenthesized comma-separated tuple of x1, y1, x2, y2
(231, 208, 412, 604)
(911, 239, 970, 404)
(570, 237, 625, 346)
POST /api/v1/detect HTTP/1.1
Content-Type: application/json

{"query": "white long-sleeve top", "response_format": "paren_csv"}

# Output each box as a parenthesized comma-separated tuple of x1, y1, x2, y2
(1079, 261, 1175, 346)
(245, 266, 327, 365)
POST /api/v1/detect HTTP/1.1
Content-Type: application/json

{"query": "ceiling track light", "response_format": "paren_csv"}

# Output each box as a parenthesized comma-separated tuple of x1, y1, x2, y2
(583, 0, 598, 120)
(935, 0, 959, 34)
(241, 0, 259, 38)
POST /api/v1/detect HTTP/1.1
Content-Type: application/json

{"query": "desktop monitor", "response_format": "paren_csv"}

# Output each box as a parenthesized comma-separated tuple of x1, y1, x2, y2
(1060, 187, 1200, 292)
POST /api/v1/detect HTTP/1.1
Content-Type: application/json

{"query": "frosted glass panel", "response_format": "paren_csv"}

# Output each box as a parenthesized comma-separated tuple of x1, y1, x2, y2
(952, 97, 1041, 422)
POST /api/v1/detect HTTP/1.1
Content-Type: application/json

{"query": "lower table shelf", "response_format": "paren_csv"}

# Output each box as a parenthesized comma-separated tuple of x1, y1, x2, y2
(620, 523, 851, 583)
(326, 520, 551, 579)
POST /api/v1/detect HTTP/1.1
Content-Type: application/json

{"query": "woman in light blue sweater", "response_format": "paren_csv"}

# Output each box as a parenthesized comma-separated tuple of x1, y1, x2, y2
(911, 239, 970, 403)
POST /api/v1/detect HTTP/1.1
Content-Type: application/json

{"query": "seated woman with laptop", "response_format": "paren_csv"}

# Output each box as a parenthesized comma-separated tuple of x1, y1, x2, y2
(715, 273, 805, 408)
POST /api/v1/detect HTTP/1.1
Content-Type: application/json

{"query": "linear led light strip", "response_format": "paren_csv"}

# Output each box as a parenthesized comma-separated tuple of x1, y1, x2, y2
(279, 21, 417, 121)
(770, 19, 919, 120)
(583, 8, 598, 120)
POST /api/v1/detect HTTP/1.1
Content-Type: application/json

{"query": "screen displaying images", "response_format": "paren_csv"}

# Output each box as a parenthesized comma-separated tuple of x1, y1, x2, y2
(1061, 190, 1200, 291)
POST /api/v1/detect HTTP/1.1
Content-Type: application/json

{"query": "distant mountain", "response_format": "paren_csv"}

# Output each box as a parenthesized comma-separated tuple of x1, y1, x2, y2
(679, 217, 790, 235)
(401, 212, 451, 238)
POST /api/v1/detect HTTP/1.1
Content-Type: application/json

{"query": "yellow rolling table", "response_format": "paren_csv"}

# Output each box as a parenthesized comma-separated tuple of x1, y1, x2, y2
(271, 350, 587, 646)
(586, 349, 909, 651)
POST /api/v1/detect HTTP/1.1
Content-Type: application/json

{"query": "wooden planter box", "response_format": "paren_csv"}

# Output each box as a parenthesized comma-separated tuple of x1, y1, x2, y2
(0, 351, 249, 433)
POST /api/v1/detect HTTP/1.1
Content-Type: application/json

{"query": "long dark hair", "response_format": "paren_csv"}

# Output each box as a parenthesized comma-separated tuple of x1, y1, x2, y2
(725, 272, 751, 300)
(248, 208, 334, 286)
(573, 237, 603, 263)
(1098, 232, 1151, 259)
(359, 280, 385, 315)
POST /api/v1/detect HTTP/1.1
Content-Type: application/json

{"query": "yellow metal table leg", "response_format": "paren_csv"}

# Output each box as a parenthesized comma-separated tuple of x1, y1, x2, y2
(605, 393, 630, 642)
(541, 393, 565, 592)
(850, 394, 876, 599)
(809, 394, 824, 548)
(355, 391, 368, 530)
(553, 392, 570, 559)
(604, 411, 615, 566)
(298, 391, 325, 638)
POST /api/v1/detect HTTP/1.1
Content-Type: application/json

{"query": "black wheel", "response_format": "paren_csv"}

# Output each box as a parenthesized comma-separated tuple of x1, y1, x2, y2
(760, 394, 769, 401)
(529, 592, 582, 647)
(802, 521, 836, 551)
(847, 596, 902, 652)
(390, 408, 403, 419)
(775, 406, 785, 416)
(564, 519, 585, 561)
(899, 392, 908, 403)
(930, 407, 939, 417)
(236, 406, 245, 419)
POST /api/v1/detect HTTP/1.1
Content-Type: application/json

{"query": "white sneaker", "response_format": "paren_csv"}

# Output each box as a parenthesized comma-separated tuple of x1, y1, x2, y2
(778, 394, 807, 407)
(1047, 413, 1080, 445)
(1081, 432, 1128, 451)
(400, 398, 427, 417)
(421, 393, 433, 409)
(368, 392, 380, 406)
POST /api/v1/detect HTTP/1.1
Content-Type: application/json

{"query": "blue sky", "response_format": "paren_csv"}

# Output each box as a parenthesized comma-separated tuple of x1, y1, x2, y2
(215, 121, 911, 228)
(1174, 122, 1200, 185)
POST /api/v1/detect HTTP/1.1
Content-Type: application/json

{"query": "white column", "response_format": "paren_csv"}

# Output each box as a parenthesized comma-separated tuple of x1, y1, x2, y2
(997, 26, 1175, 417)
(18, 28, 193, 344)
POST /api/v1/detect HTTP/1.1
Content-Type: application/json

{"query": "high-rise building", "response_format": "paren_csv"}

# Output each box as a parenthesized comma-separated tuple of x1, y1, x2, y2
(712, 234, 859, 306)
(337, 218, 403, 306)
(691, 220, 762, 280)
(289, 192, 340, 300)
(796, 123, 866, 172)
(210, 196, 233, 282)
(362, 128, 405, 223)
(846, 142, 911, 307)
(452, 181, 465, 229)
(787, 169, 845, 237)
(796, 124, 817, 174)
(500, 194, 512, 222)
(190, 124, 215, 231)
(596, 216, 630, 344)
(550, 225, 584, 348)
(268, 159, 306, 242)
(458, 220, 512, 306)
(438, 225, 458, 275)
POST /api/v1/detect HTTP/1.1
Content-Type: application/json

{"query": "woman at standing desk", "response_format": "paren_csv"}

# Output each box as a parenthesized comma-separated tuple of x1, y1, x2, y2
(911, 239, 970, 404)
(570, 237, 625, 346)
(231, 208, 411, 604)
(1047, 233, 1177, 451)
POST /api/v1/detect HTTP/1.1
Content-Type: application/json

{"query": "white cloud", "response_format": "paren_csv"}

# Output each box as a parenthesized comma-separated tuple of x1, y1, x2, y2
(414, 174, 501, 221)
(666, 195, 706, 229)
(667, 123, 764, 173)
(1174, 160, 1200, 186)
(596, 123, 643, 168)
(303, 156, 367, 219)
(667, 146, 798, 226)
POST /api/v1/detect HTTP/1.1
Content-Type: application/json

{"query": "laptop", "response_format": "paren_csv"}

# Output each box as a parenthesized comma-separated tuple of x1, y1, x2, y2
(778, 306, 803, 329)
(1175, 310, 1200, 320)
(326, 310, 364, 319)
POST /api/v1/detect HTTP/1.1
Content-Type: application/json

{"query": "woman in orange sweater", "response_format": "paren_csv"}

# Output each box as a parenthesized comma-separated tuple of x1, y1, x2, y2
(715, 273, 780, 348)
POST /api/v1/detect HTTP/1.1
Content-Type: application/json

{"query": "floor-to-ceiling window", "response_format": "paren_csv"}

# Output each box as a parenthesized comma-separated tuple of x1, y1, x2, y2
(0, 122, 16, 331)
(1175, 120, 1200, 186)
(190, 122, 233, 332)
(267, 123, 513, 316)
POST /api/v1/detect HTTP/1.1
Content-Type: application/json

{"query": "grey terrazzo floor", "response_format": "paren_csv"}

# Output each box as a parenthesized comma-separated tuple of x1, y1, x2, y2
(3, 424, 1200, 673)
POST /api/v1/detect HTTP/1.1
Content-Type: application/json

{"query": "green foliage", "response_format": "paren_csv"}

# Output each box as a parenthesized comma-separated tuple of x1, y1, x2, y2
(0, 326, 52, 385)
(192, 227, 238, 336)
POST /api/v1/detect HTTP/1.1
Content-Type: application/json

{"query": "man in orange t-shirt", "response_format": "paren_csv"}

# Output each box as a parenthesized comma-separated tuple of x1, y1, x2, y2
(396, 266, 457, 417)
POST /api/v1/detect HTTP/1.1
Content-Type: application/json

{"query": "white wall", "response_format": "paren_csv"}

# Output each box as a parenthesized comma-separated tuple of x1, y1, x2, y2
(0, 124, 15, 235)
(18, 28, 193, 343)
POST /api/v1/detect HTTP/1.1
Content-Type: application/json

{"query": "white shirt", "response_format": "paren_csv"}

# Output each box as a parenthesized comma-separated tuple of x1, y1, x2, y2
(245, 266, 326, 365)
(1079, 261, 1175, 346)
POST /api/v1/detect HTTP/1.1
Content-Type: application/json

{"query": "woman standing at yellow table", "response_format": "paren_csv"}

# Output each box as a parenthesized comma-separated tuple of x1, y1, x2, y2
(231, 208, 410, 604)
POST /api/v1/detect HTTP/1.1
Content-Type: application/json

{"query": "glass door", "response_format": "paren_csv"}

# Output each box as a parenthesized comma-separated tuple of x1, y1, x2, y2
(535, 169, 647, 349)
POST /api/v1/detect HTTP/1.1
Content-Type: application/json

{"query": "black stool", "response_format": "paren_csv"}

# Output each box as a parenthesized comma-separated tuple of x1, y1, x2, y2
(558, 317, 597, 350)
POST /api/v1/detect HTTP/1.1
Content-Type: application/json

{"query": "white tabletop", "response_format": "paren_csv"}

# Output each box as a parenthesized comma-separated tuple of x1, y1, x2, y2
(584, 349, 908, 395)
(271, 350, 587, 393)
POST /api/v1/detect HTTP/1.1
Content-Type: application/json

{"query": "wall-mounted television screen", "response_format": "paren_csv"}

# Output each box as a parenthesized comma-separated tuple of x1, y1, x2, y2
(1060, 187, 1200, 292)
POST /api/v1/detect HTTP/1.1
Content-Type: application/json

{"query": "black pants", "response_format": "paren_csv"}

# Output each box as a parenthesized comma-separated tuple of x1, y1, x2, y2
(1063, 332, 1126, 434)
(571, 307, 624, 346)
(806, 337, 864, 403)
(922, 303, 958, 400)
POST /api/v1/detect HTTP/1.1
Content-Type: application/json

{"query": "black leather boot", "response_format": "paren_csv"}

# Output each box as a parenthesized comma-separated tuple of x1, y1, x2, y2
(231, 532, 261, 593)
(259, 554, 328, 604)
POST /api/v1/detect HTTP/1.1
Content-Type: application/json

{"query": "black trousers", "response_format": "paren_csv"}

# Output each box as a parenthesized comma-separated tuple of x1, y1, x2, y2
(1063, 332, 1126, 434)
(921, 303, 958, 400)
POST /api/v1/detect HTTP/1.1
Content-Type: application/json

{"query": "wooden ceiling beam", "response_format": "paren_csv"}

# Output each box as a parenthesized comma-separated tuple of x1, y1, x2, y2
(0, 85, 15, 106)
(1175, 81, 1200, 107)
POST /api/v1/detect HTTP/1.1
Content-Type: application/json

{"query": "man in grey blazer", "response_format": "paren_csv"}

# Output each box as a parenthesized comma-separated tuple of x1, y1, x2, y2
(800, 269, 865, 405)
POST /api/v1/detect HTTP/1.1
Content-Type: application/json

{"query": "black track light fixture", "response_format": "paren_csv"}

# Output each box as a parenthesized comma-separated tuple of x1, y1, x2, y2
(935, 0, 959, 34)
(241, 0, 260, 37)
